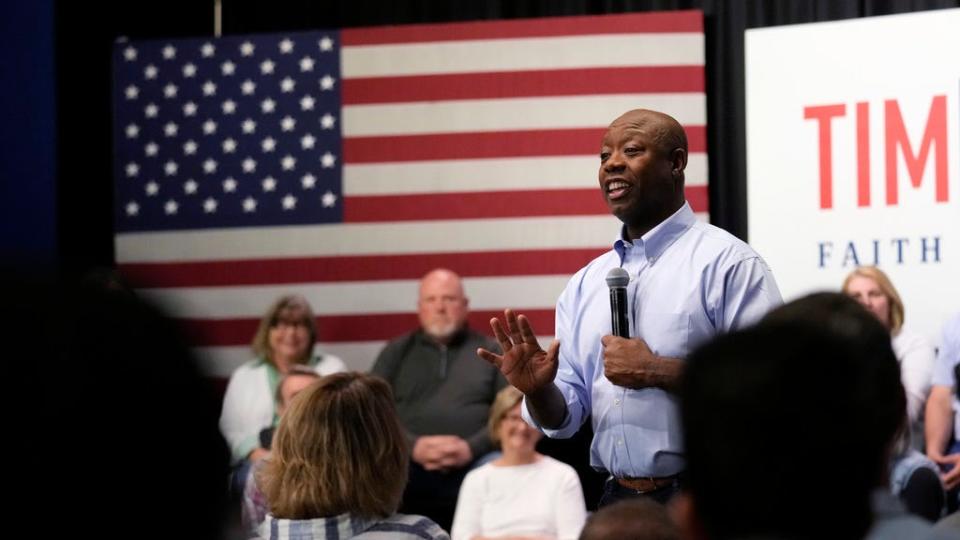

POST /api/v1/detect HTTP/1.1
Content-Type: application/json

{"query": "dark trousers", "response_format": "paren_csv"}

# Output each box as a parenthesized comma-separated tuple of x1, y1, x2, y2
(399, 460, 469, 532)
(598, 476, 682, 507)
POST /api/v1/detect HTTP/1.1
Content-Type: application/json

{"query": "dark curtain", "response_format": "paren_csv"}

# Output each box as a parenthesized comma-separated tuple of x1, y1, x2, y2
(54, 0, 959, 277)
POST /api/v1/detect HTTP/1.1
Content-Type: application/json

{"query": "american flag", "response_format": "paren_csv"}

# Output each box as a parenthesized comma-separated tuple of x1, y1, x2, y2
(113, 11, 707, 377)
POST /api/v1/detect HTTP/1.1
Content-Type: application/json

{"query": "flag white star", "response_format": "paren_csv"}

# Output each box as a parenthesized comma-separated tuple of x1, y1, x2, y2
(126, 124, 139, 138)
(300, 133, 316, 149)
(203, 158, 218, 174)
(260, 59, 275, 75)
(281, 154, 296, 171)
(163, 83, 178, 98)
(164, 122, 178, 137)
(145, 181, 159, 195)
(242, 118, 257, 134)
(299, 95, 315, 111)
(242, 157, 257, 173)
(299, 56, 314, 72)
(280, 77, 295, 93)
(222, 138, 237, 153)
(243, 197, 257, 212)
(164, 199, 178, 215)
(281, 116, 296, 131)
(321, 152, 336, 168)
(223, 177, 237, 192)
(202, 119, 217, 135)
(241, 79, 256, 95)
(261, 98, 276, 114)
(144, 64, 158, 80)
(321, 190, 337, 207)
(320, 74, 335, 90)
(182, 63, 197, 77)
(301, 173, 316, 189)
(279, 38, 294, 54)
(162, 45, 176, 60)
(240, 41, 255, 57)
(125, 162, 139, 177)
(221, 99, 237, 114)
(144, 103, 159, 118)
(125, 85, 139, 100)
(261, 176, 277, 192)
(184, 179, 198, 194)
(203, 197, 218, 213)
(183, 102, 197, 116)
(125, 201, 139, 216)
(320, 113, 336, 130)
(164, 160, 178, 176)
(319, 36, 333, 51)
(144, 142, 158, 157)
(201, 42, 215, 57)
(123, 46, 137, 61)
(261, 137, 276, 152)
(221, 60, 236, 76)
(282, 194, 297, 210)
(202, 81, 217, 96)
(183, 140, 198, 155)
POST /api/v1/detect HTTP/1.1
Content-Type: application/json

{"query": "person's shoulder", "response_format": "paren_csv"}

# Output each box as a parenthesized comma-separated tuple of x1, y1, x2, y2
(362, 513, 450, 540)
(230, 358, 268, 378)
(539, 455, 579, 476)
(689, 220, 762, 258)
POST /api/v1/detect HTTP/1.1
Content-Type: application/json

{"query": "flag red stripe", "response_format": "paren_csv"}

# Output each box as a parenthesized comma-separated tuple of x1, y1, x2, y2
(344, 126, 706, 163)
(182, 309, 557, 346)
(343, 185, 708, 222)
(120, 248, 605, 288)
(342, 66, 705, 104)
(341, 11, 703, 46)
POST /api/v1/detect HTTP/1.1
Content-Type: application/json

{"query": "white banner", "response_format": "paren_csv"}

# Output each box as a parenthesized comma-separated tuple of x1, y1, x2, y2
(746, 9, 960, 346)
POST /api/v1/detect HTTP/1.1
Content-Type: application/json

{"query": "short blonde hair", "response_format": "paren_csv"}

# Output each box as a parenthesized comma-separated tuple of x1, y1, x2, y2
(488, 386, 524, 446)
(251, 295, 317, 366)
(842, 266, 905, 332)
(261, 372, 408, 519)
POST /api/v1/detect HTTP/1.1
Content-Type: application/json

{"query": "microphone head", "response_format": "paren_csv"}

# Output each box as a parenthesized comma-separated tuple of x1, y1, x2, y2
(605, 267, 630, 288)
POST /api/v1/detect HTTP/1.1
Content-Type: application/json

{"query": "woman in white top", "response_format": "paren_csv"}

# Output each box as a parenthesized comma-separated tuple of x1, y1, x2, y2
(219, 295, 345, 466)
(451, 386, 587, 540)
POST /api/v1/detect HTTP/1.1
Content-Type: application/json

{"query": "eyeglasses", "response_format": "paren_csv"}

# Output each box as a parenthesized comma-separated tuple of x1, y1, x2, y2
(271, 318, 310, 330)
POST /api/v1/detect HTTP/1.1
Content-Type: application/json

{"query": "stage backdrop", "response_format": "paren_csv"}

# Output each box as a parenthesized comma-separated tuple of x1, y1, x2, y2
(112, 11, 708, 375)
(746, 8, 960, 346)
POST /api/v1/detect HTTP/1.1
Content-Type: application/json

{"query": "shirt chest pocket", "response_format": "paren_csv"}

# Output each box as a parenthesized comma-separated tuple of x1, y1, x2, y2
(636, 312, 690, 359)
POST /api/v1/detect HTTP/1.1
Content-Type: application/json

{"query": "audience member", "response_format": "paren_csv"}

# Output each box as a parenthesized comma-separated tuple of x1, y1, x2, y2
(242, 366, 322, 536)
(479, 109, 781, 508)
(220, 295, 345, 490)
(451, 386, 587, 540)
(373, 268, 505, 530)
(580, 498, 679, 540)
(675, 293, 952, 540)
(927, 312, 960, 513)
(257, 372, 449, 539)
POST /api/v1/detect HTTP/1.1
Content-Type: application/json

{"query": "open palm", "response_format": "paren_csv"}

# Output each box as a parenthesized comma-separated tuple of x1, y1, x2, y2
(477, 309, 559, 395)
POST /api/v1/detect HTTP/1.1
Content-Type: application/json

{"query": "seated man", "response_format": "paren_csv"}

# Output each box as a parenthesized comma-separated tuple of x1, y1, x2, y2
(675, 293, 953, 540)
(926, 312, 960, 512)
(372, 268, 505, 531)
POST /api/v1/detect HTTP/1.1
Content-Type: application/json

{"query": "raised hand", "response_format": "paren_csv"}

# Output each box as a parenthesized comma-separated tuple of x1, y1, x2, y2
(477, 309, 560, 396)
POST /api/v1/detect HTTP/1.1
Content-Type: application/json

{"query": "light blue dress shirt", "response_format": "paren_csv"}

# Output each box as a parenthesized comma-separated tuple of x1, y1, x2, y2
(522, 202, 782, 478)
(931, 312, 960, 439)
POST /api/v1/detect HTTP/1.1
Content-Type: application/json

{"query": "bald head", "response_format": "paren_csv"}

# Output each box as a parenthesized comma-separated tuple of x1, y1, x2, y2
(417, 268, 469, 343)
(609, 109, 688, 159)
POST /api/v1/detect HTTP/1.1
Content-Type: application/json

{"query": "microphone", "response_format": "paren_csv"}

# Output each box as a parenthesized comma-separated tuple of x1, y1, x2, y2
(606, 267, 630, 338)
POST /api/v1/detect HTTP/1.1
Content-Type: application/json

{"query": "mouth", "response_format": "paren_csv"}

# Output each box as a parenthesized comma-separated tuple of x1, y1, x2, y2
(604, 179, 631, 200)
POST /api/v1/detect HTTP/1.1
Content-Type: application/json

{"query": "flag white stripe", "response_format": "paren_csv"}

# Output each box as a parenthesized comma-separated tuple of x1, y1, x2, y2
(342, 94, 706, 136)
(343, 154, 708, 195)
(139, 275, 570, 318)
(341, 34, 704, 77)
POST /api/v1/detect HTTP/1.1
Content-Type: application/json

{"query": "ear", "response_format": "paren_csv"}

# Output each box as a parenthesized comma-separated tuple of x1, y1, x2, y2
(669, 491, 708, 540)
(670, 147, 687, 179)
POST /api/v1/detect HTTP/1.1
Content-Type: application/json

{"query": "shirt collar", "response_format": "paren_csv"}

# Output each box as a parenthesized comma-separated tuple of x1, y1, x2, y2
(613, 201, 695, 263)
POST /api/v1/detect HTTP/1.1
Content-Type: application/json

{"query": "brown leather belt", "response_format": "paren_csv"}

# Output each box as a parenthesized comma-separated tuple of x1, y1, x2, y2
(616, 475, 678, 493)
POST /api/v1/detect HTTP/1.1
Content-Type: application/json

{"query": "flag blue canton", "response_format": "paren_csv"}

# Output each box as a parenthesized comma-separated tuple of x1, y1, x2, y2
(113, 32, 343, 232)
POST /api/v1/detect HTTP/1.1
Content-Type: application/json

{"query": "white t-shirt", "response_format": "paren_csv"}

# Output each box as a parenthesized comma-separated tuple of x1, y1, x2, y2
(451, 455, 586, 540)
(892, 328, 936, 425)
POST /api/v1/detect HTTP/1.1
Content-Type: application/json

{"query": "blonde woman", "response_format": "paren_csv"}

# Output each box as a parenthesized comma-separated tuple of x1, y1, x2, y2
(258, 371, 449, 539)
(451, 387, 586, 540)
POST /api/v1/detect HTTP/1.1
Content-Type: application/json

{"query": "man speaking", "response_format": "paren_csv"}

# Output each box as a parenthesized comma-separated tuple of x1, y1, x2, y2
(478, 109, 782, 506)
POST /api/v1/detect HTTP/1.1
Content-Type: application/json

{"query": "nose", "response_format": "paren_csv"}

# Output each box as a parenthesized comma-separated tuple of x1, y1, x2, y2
(604, 151, 625, 173)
